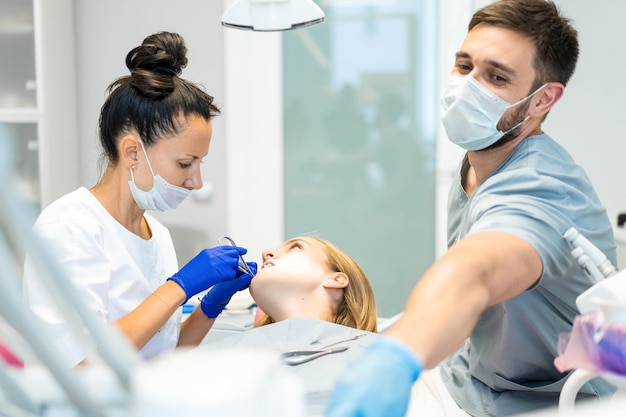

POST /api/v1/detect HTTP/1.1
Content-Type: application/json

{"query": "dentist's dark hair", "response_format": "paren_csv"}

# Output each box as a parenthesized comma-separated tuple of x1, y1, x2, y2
(470, 0, 579, 91)
(98, 31, 220, 168)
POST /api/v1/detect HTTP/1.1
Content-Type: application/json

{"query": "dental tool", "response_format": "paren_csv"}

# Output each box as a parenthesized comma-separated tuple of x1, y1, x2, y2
(570, 247, 605, 285)
(281, 346, 349, 366)
(279, 333, 368, 366)
(308, 333, 368, 350)
(217, 236, 255, 276)
(564, 227, 617, 281)
(563, 227, 625, 315)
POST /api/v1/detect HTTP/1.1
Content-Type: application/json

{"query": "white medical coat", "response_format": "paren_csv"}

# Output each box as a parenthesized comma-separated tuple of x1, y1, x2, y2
(23, 187, 181, 366)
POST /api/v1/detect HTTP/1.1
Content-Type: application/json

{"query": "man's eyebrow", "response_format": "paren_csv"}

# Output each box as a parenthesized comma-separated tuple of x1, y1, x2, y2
(487, 59, 517, 77)
(455, 51, 517, 77)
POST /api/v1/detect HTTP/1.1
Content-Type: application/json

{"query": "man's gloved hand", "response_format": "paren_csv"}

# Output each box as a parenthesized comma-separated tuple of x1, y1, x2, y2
(200, 262, 257, 319)
(325, 337, 423, 417)
(167, 246, 248, 304)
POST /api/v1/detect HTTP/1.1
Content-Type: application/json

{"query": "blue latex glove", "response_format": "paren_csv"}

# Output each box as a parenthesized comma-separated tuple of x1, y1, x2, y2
(167, 246, 248, 304)
(200, 262, 257, 318)
(325, 337, 423, 417)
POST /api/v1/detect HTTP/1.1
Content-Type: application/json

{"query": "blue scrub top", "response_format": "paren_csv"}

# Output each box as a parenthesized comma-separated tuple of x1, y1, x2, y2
(442, 133, 617, 416)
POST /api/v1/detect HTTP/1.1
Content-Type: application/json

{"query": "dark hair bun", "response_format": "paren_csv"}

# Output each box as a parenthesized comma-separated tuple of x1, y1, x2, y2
(125, 31, 188, 99)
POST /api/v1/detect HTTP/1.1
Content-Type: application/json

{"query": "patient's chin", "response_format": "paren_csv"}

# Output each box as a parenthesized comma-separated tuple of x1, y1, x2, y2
(249, 281, 259, 298)
(249, 281, 268, 303)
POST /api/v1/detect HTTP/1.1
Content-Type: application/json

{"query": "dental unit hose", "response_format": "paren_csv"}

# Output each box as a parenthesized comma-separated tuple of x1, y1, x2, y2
(564, 227, 617, 282)
(570, 247, 605, 284)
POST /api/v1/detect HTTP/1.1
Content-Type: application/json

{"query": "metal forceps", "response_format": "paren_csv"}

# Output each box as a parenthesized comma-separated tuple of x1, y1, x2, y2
(279, 333, 368, 366)
(218, 236, 254, 275)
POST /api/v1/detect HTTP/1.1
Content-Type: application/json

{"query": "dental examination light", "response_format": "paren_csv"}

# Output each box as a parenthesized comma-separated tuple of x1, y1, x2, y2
(222, 0, 324, 32)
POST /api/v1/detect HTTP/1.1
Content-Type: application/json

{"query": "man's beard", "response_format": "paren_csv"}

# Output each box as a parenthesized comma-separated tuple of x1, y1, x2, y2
(481, 101, 531, 151)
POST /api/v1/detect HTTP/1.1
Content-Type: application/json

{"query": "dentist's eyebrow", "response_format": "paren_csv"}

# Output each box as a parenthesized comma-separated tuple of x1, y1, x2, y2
(455, 51, 517, 77)
(487, 59, 517, 77)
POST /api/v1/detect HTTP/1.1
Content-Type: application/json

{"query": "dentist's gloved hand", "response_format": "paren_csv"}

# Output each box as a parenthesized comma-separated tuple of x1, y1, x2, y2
(325, 337, 423, 417)
(167, 246, 248, 304)
(200, 262, 257, 318)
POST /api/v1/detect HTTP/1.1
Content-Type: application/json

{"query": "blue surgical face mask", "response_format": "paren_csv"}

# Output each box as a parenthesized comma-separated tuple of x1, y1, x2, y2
(128, 140, 191, 212)
(440, 75, 547, 151)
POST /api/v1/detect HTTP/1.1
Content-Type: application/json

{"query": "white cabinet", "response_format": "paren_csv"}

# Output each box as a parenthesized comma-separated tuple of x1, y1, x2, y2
(1, 0, 39, 205)
(0, 0, 78, 210)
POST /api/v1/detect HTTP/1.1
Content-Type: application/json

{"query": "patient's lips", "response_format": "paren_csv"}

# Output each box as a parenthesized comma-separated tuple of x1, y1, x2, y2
(262, 261, 274, 269)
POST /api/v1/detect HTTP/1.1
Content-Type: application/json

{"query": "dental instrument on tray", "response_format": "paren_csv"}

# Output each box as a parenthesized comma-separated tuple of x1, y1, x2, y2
(279, 333, 367, 366)
(281, 346, 350, 366)
(218, 236, 255, 276)
(308, 333, 367, 350)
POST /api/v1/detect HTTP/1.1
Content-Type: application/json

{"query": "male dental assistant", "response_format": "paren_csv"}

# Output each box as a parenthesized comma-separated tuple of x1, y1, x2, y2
(326, 1, 616, 416)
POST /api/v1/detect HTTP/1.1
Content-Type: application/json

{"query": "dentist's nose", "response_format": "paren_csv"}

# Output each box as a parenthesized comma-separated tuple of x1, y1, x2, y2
(184, 170, 203, 190)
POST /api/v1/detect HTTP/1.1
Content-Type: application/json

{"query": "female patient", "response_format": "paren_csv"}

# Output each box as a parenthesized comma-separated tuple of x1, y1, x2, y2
(250, 237, 378, 332)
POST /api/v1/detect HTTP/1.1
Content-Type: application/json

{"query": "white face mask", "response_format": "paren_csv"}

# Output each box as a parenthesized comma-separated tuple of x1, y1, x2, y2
(128, 140, 191, 212)
(440, 75, 546, 151)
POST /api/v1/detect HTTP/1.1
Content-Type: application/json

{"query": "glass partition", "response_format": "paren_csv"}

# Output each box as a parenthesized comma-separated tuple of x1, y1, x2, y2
(283, 1, 438, 317)
(0, 0, 36, 109)
(3, 122, 40, 207)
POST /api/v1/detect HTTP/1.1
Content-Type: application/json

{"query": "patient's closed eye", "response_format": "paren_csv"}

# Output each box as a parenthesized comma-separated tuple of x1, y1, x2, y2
(289, 242, 303, 250)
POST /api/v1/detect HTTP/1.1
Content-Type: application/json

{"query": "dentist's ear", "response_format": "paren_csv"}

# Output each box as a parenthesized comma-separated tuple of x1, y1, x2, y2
(531, 82, 564, 117)
(119, 134, 139, 167)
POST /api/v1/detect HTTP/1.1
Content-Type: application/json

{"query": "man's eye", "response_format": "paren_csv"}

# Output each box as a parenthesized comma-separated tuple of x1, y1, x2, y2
(455, 62, 472, 74)
(490, 74, 508, 84)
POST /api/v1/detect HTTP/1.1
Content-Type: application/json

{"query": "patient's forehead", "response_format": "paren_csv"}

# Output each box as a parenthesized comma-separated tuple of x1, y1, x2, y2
(283, 236, 309, 245)
(282, 237, 328, 258)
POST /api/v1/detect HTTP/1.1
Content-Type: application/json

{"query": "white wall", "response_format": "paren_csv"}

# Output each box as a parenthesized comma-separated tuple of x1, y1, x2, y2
(222, 21, 284, 266)
(74, 0, 228, 263)
(435, 0, 475, 257)
(547, 0, 626, 227)
(437, 0, 626, 255)
(37, 0, 80, 207)
(71, 0, 626, 267)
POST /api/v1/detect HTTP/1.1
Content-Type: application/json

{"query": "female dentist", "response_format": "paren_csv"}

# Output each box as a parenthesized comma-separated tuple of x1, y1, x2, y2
(22, 31, 256, 367)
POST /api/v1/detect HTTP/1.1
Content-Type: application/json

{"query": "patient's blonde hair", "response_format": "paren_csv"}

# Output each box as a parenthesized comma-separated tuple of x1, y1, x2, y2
(256, 237, 378, 332)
